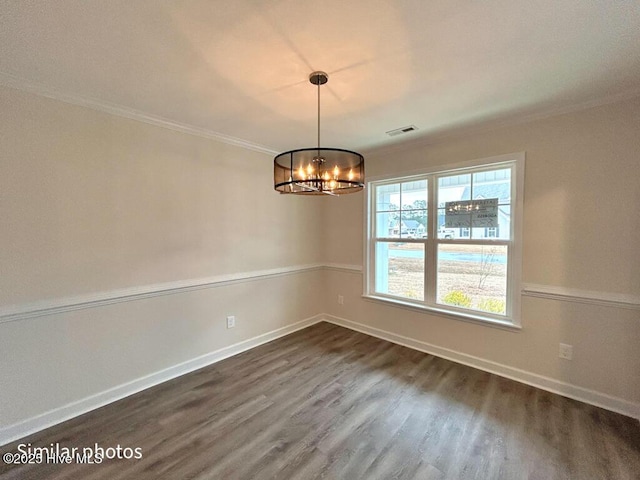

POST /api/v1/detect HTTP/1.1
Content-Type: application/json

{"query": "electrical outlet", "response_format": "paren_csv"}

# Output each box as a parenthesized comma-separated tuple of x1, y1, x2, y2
(226, 315, 236, 329)
(559, 343, 573, 360)
(338, 295, 344, 305)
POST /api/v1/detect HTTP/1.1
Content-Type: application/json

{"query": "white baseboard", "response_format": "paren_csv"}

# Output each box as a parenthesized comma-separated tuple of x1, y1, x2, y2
(0, 315, 323, 447)
(322, 314, 640, 420)
(3, 312, 637, 448)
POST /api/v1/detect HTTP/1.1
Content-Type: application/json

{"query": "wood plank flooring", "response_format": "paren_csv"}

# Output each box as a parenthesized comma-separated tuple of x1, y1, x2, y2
(1, 322, 639, 479)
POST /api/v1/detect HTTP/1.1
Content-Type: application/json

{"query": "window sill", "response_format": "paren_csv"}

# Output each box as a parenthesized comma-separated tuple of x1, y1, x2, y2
(361, 294, 522, 332)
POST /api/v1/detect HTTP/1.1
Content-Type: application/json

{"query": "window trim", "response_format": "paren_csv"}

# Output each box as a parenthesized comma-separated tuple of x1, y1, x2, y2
(363, 152, 525, 328)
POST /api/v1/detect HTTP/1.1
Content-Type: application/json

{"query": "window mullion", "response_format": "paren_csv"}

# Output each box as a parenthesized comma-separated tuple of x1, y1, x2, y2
(425, 175, 437, 305)
(366, 154, 522, 326)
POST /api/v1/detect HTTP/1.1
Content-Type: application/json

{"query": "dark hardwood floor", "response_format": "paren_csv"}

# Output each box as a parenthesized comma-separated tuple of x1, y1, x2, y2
(1, 322, 639, 479)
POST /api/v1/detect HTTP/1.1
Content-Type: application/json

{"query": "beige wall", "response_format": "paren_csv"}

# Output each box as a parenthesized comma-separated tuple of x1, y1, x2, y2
(0, 86, 324, 433)
(1, 86, 639, 440)
(1, 271, 324, 428)
(1, 87, 324, 306)
(323, 97, 640, 407)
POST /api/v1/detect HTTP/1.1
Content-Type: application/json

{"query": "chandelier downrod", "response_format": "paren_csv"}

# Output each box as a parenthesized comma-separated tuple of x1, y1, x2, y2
(317, 75, 320, 153)
(309, 71, 328, 155)
(273, 70, 364, 195)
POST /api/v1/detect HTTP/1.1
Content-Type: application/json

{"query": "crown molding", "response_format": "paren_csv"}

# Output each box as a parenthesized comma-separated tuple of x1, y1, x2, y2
(0, 71, 278, 156)
(4, 70, 639, 160)
(362, 87, 640, 157)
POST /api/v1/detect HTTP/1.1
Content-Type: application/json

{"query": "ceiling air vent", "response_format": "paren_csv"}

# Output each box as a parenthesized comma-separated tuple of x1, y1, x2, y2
(386, 125, 418, 137)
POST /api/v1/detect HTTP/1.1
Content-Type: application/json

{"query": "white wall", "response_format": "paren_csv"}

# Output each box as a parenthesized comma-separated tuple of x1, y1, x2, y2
(322, 97, 640, 415)
(0, 86, 325, 441)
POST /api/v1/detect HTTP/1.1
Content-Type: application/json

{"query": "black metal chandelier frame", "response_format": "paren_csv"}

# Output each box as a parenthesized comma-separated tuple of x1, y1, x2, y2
(273, 71, 365, 195)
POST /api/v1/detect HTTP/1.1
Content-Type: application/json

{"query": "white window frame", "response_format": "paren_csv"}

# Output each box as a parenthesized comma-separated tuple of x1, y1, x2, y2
(363, 152, 524, 330)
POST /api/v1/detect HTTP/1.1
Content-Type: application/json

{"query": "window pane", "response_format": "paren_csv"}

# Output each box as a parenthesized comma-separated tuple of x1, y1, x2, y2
(376, 212, 400, 238)
(438, 174, 470, 208)
(472, 169, 511, 203)
(471, 205, 510, 240)
(437, 208, 455, 239)
(401, 180, 427, 210)
(436, 244, 507, 315)
(437, 208, 472, 239)
(375, 242, 424, 301)
(401, 210, 427, 238)
(376, 183, 400, 211)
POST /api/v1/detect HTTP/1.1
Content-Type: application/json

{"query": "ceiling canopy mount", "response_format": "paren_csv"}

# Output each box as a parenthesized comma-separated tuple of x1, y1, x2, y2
(274, 71, 364, 196)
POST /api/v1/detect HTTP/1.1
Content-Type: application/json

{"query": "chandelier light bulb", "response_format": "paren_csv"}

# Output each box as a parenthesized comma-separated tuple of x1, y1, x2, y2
(273, 70, 365, 195)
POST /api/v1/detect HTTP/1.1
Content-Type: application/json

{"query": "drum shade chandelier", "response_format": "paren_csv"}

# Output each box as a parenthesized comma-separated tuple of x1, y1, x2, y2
(274, 71, 364, 195)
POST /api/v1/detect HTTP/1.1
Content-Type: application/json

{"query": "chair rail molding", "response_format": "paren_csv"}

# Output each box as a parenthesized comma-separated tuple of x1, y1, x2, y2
(0, 264, 325, 324)
(3, 268, 638, 325)
(522, 283, 640, 310)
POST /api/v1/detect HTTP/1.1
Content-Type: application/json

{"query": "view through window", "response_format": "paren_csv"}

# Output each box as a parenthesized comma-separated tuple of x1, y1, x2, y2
(366, 155, 522, 324)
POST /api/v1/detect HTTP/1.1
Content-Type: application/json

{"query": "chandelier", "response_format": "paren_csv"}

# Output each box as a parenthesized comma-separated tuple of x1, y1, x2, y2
(274, 71, 365, 195)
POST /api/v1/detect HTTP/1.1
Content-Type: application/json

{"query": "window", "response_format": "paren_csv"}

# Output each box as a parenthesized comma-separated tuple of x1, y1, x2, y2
(365, 153, 524, 327)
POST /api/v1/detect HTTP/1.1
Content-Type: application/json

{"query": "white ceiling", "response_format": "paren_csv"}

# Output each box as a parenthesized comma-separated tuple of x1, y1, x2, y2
(1, 0, 639, 154)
